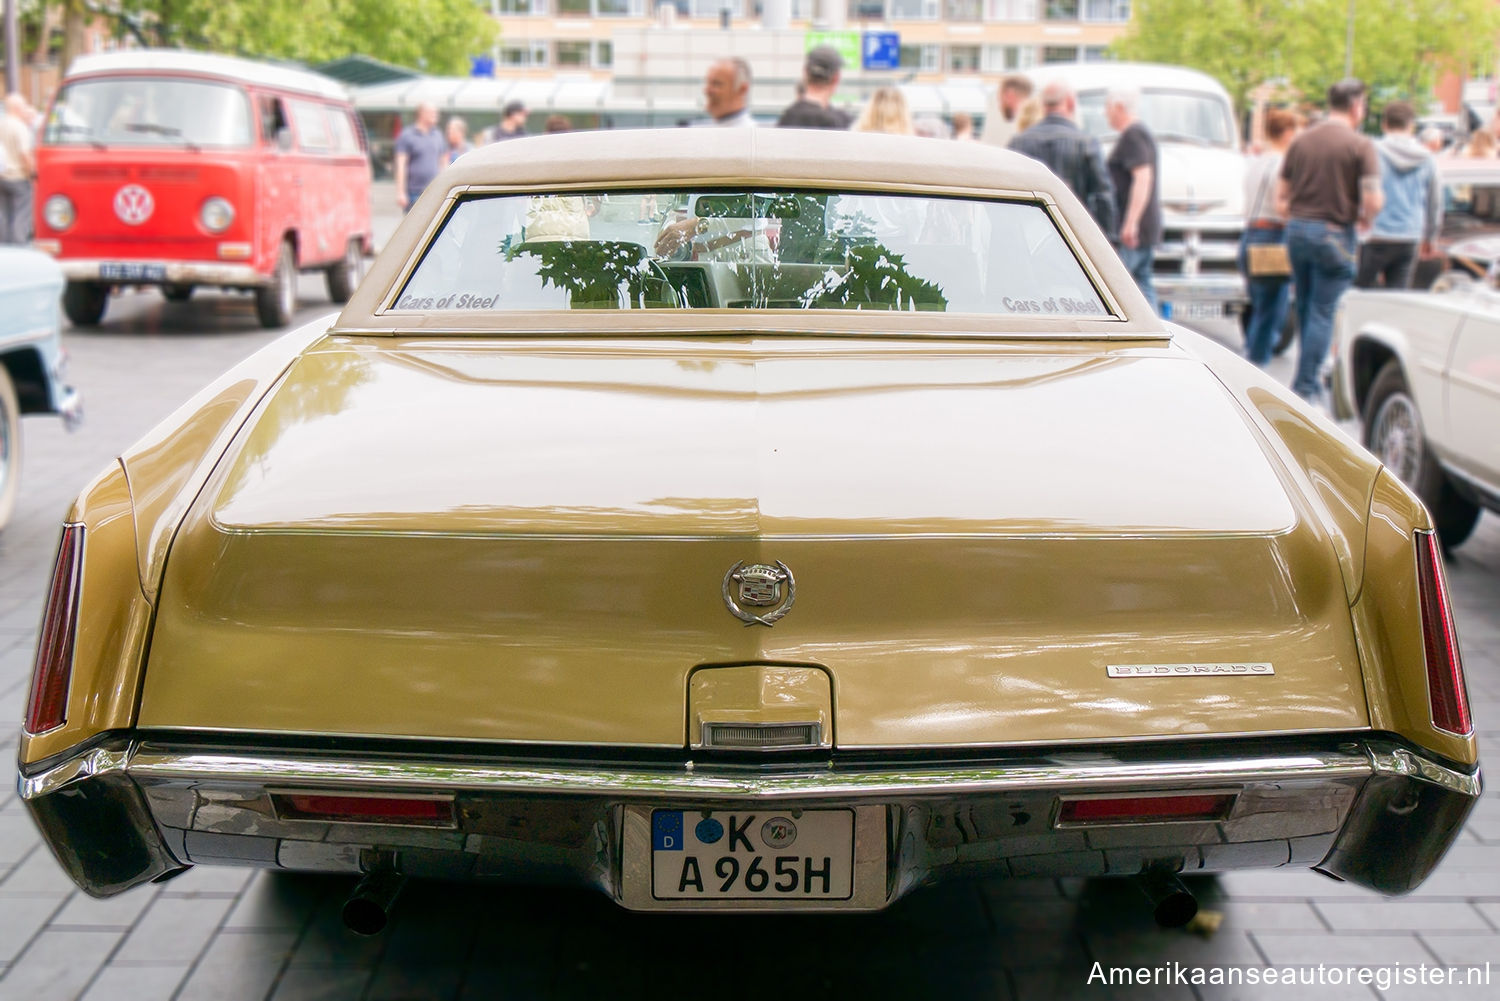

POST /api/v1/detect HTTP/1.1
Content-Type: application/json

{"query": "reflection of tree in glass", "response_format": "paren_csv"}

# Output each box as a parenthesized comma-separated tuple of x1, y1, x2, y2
(509, 240, 672, 308)
(800, 244, 947, 311)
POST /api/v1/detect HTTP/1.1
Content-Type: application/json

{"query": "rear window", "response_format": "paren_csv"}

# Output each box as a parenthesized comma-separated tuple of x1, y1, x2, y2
(45, 76, 253, 148)
(392, 189, 1110, 317)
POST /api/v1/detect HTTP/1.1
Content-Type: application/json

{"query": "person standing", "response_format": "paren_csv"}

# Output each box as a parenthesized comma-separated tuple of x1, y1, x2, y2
(1357, 101, 1441, 290)
(446, 117, 473, 162)
(1104, 86, 1162, 313)
(980, 75, 1034, 148)
(494, 101, 528, 141)
(1240, 109, 1301, 367)
(1008, 81, 1116, 239)
(776, 46, 852, 129)
(393, 103, 448, 213)
(1276, 78, 1381, 403)
(950, 112, 976, 142)
(697, 58, 756, 127)
(853, 88, 915, 136)
(0, 93, 36, 244)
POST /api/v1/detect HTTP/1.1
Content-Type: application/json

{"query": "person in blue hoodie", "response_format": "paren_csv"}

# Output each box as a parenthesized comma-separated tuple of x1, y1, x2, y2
(1357, 101, 1442, 289)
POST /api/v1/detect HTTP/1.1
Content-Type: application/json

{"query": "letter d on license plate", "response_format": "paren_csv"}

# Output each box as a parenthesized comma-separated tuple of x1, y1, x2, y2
(650, 809, 854, 900)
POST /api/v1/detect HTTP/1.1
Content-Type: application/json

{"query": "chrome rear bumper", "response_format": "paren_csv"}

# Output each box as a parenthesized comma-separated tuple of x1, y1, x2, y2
(18, 737, 1479, 907)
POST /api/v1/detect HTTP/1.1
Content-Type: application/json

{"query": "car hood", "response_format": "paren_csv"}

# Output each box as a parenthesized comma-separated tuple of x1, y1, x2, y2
(139, 337, 1369, 749)
(1156, 144, 1246, 218)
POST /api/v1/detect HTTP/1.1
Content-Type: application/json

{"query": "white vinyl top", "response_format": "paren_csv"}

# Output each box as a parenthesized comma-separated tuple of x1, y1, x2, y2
(66, 49, 349, 102)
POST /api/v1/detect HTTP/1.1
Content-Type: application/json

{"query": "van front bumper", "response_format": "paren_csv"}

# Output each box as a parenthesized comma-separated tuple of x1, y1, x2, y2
(59, 260, 269, 287)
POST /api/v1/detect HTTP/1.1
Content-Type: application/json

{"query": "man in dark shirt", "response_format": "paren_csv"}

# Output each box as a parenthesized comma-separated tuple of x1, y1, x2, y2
(494, 101, 528, 141)
(1008, 81, 1116, 240)
(393, 103, 448, 213)
(776, 46, 852, 130)
(1275, 77, 1382, 403)
(1105, 86, 1162, 314)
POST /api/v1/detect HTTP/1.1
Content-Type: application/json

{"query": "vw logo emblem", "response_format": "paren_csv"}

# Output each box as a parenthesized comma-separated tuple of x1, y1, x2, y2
(722, 560, 795, 627)
(114, 184, 154, 225)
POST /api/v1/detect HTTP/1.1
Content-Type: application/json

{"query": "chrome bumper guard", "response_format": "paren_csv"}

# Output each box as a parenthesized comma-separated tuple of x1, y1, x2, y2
(18, 738, 1479, 905)
(60, 260, 269, 287)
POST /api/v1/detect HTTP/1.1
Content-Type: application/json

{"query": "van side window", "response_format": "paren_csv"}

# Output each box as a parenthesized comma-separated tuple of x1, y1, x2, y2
(260, 97, 289, 146)
(289, 99, 330, 153)
(328, 108, 362, 156)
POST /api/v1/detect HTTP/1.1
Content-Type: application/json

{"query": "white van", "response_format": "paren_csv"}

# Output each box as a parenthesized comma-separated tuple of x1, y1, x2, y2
(995, 63, 1247, 325)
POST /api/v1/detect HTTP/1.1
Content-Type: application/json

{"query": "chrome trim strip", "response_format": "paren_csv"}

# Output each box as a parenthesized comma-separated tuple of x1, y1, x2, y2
(23, 740, 1476, 805)
(60, 260, 268, 286)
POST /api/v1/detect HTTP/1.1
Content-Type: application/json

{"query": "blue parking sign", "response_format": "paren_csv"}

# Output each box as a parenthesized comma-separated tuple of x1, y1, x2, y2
(863, 32, 900, 72)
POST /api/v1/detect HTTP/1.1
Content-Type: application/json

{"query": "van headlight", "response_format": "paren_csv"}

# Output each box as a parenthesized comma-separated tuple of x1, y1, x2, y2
(44, 195, 75, 232)
(200, 197, 235, 233)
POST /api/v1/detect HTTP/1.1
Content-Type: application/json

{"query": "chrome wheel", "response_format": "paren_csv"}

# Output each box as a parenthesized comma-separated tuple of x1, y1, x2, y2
(1368, 389, 1424, 486)
(278, 249, 297, 319)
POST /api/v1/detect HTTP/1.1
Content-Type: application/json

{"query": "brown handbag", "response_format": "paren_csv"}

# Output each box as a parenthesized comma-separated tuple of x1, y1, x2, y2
(1247, 242, 1292, 276)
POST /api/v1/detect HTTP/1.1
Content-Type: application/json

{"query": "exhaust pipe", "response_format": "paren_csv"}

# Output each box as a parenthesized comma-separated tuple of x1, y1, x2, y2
(1136, 869, 1198, 928)
(342, 870, 407, 936)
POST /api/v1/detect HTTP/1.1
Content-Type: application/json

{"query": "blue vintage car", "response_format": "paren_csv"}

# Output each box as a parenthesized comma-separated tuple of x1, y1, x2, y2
(0, 247, 82, 529)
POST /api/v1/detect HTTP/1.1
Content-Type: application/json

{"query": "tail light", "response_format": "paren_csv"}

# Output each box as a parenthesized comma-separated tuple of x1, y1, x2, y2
(1415, 530, 1472, 736)
(1056, 792, 1234, 825)
(24, 524, 85, 735)
(274, 793, 456, 827)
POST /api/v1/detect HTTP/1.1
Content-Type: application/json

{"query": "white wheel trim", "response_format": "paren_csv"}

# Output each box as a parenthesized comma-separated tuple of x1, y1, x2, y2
(1369, 390, 1424, 486)
(0, 397, 12, 499)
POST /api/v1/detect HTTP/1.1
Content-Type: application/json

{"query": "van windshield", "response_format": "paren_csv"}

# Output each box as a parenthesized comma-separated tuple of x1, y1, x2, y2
(1076, 89, 1236, 148)
(45, 77, 253, 148)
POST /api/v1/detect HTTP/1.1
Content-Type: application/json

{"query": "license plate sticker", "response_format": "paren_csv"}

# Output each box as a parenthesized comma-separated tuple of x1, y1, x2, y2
(100, 262, 167, 282)
(650, 809, 854, 900)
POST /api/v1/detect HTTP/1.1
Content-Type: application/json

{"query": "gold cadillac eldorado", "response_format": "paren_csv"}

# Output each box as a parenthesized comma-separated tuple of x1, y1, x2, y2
(17, 129, 1479, 928)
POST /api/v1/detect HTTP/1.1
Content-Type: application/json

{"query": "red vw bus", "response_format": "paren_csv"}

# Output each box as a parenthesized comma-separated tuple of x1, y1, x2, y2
(34, 50, 372, 329)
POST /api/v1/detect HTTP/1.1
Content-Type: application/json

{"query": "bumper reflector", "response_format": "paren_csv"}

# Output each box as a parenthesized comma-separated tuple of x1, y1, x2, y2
(25, 524, 85, 735)
(1415, 530, 1472, 736)
(274, 793, 455, 827)
(1057, 793, 1234, 825)
(217, 242, 253, 260)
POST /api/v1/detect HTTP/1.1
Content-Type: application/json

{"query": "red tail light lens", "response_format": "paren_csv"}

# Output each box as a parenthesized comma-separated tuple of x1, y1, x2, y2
(1057, 793, 1234, 825)
(1415, 530, 1472, 736)
(275, 793, 455, 827)
(24, 524, 85, 735)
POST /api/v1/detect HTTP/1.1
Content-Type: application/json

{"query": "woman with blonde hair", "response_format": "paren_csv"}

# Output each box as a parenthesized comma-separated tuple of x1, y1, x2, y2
(1014, 95, 1045, 134)
(854, 87, 914, 136)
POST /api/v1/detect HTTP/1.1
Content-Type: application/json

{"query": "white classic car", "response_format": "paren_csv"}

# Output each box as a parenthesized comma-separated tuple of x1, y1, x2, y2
(0, 247, 83, 530)
(1333, 263, 1500, 548)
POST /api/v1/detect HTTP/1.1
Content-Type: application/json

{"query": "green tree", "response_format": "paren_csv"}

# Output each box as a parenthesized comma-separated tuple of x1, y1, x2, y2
(1115, 0, 1499, 115)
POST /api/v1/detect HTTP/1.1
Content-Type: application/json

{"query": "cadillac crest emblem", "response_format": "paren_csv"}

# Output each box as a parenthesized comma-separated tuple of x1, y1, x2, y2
(722, 560, 795, 627)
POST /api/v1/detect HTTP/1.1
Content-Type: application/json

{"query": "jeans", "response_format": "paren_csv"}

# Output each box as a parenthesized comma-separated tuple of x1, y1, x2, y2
(1116, 244, 1158, 315)
(1238, 226, 1292, 368)
(1286, 218, 1357, 402)
(0, 177, 32, 245)
(1356, 240, 1417, 289)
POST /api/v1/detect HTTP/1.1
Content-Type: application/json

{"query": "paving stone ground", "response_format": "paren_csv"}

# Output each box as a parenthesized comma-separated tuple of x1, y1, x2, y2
(2, 203, 1498, 998)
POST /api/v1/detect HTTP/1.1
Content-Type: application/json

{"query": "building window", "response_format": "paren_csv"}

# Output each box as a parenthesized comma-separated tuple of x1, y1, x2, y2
(789, 0, 814, 15)
(889, 0, 938, 19)
(596, 40, 614, 66)
(596, 0, 642, 12)
(1082, 45, 1110, 62)
(691, 0, 747, 16)
(555, 0, 590, 13)
(1082, 0, 1129, 20)
(945, 0, 981, 19)
(1043, 0, 1079, 18)
(496, 0, 544, 12)
(947, 44, 981, 73)
(849, 0, 886, 18)
(499, 42, 549, 66)
(983, 44, 1035, 72)
(1041, 45, 1078, 63)
(556, 40, 591, 66)
(899, 42, 940, 70)
(658, 0, 692, 13)
(986, 0, 1037, 17)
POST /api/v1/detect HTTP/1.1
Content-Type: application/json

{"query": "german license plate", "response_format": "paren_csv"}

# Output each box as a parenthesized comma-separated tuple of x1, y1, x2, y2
(1169, 301, 1224, 320)
(100, 262, 166, 282)
(650, 809, 854, 900)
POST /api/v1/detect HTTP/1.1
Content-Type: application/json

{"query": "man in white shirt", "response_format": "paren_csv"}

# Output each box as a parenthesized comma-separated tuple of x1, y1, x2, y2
(697, 58, 755, 128)
(0, 93, 37, 244)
